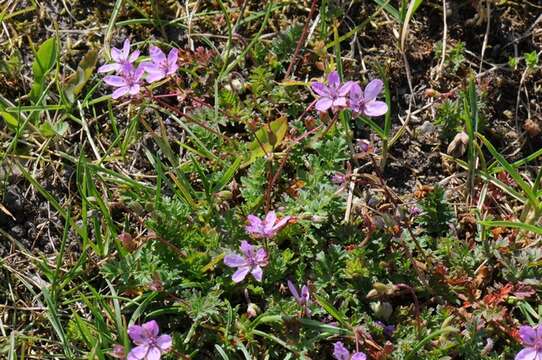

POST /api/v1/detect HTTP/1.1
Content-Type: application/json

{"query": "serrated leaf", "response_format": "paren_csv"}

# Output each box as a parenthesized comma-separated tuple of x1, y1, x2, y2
(246, 116, 288, 165)
(63, 50, 98, 103)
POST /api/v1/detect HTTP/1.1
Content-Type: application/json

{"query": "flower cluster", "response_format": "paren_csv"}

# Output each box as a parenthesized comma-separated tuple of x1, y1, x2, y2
(98, 39, 178, 99)
(311, 71, 387, 117)
(223, 211, 291, 283)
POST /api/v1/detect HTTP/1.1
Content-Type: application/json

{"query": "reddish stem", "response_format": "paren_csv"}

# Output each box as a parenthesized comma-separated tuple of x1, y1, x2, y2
(284, 0, 319, 79)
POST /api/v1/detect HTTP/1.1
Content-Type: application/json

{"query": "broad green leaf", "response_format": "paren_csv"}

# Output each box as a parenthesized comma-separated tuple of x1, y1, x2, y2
(39, 121, 68, 137)
(30, 37, 57, 102)
(32, 38, 57, 78)
(64, 49, 98, 103)
(246, 116, 288, 165)
(0, 111, 18, 127)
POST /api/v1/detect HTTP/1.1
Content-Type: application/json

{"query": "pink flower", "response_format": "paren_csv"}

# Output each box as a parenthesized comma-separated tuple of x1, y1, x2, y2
(127, 320, 172, 360)
(311, 71, 355, 112)
(103, 64, 145, 99)
(516, 325, 542, 360)
(333, 342, 366, 360)
(245, 211, 291, 239)
(348, 79, 388, 117)
(287, 280, 311, 317)
(223, 241, 268, 282)
(331, 172, 346, 185)
(141, 46, 179, 83)
(98, 39, 141, 74)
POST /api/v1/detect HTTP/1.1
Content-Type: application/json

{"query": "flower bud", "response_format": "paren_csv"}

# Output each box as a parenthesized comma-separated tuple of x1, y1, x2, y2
(247, 303, 260, 318)
(370, 301, 393, 320)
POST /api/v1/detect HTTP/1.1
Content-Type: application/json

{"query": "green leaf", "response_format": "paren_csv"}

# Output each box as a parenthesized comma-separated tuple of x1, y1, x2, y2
(314, 294, 349, 328)
(63, 49, 98, 103)
(0, 111, 18, 127)
(30, 37, 57, 102)
(372, 0, 400, 22)
(298, 318, 350, 335)
(246, 116, 288, 165)
(215, 345, 230, 360)
(480, 220, 542, 236)
(357, 116, 386, 138)
(39, 121, 68, 137)
(478, 134, 538, 207)
(213, 157, 241, 193)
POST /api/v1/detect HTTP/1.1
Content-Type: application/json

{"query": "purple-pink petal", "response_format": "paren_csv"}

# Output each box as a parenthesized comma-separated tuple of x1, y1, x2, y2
(121, 40, 131, 59)
(239, 240, 253, 257)
(98, 63, 121, 73)
(127, 344, 148, 360)
(251, 265, 263, 281)
(333, 341, 350, 360)
(111, 47, 123, 63)
(112, 87, 130, 99)
(128, 84, 141, 95)
(232, 266, 250, 283)
(333, 97, 347, 108)
(338, 81, 356, 97)
(128, 325, 146, 345)
(156, 334, 172, 352)
(364, 79, 384, 101)
(273, 215, 291, 230)
(520, 326, 538, 346)
(288, 280, 300, 301)
(142, 320, 160, 338)
(349, 82, 363, 99)
(327, 71, 340, 89)
(351, 353, 367, 360)
(167, 49, 179, 67)
(103, 75, 127, 87)
(363, 101, 388, 117)
(264, 211, 277, 226)
(149, 46, 166, 63)
(315, 97, 333, 112)
(254, 248, 267, 264)
(311, 82, 330, 97)
(515, 348, 542, 360)
(301, 285, 310, 302)
(224, 253, 246, 267)
(146, 347, 161, 360)
(145, 69, 165, 83)
(133, 66, 145, 80)
(128, 50, 141, 63)
(246, 215, 262, 227)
